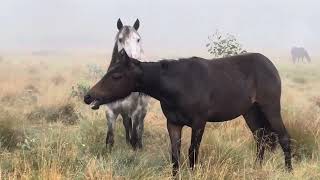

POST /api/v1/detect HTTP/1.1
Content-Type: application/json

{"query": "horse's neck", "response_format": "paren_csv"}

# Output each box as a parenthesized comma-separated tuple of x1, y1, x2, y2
(138, 62, 162, 100)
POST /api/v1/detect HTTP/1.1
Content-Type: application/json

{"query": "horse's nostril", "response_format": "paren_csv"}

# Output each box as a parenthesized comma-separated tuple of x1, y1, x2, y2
(84, 94, 90, 100)
(84, 94, 92, 104)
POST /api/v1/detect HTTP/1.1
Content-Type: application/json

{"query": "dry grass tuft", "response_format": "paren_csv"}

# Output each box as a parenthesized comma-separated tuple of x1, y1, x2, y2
(51, 75, 66, 86)
(27, 102, 79, 125)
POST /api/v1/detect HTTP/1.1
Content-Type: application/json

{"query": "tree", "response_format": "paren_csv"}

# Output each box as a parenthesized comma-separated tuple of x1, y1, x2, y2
(206, 30, 247, 58)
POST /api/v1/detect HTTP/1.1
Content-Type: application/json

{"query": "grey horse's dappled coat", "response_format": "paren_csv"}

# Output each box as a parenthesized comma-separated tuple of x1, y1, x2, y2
(103, 19, 149, 150)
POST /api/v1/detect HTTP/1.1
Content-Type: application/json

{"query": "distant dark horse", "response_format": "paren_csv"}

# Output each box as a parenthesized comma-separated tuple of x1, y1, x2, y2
(291, 47, 311, 63)
(84, 50, 293, 176)
(102, 19, 149, 150)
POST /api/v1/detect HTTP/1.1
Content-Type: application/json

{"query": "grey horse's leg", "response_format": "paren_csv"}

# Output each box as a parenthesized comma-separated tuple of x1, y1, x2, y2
(130, 106, 147, 149)
(136, 108, 147, 149)
(121, 113, 132, 144)
(130, 96, 149, 150)
(106, 110, 119, 151)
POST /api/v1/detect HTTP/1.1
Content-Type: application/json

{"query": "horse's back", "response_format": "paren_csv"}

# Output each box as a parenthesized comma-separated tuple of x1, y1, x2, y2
(174, 53, 280, 91)
(208, 53, 280, 82)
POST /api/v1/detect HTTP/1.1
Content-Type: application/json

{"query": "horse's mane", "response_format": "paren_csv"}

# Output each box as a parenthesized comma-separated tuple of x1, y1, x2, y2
(110, 42, 118, 66)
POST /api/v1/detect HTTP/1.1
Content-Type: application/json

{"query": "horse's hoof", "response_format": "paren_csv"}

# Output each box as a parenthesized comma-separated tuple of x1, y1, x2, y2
(137, 142, 143, 149)
(130, 139, 138, 150)
(286, 166, 293, 173)
(107, 146, 112, 153)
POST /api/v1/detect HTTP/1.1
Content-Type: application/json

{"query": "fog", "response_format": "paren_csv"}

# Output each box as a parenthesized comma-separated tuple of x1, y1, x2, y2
(0, 0, 319, 56)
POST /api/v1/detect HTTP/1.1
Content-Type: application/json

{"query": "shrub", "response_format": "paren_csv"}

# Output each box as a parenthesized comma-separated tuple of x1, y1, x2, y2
(27, 66, 38, 74)
(0, 110, 25, 150)
(206, 30, 247, 58)
(24, 84, 40, 94)
(282, 104, 319, 160)
(86, 64, 104, 79)
(51, 75, 66, 86)
(71, 81, 91, 99)
(78, 116, 107, 156)
(292, 76, 307, 84)
(27, 103, 79, 125)
(22, 84, 39, 103)
(1, 93, 17, 106)
(1, 85, 39, 106)
(314, 96, 320, 107)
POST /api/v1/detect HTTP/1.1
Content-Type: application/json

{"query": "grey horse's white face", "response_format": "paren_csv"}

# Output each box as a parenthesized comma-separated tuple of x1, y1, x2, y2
(116, 19, 142, 60)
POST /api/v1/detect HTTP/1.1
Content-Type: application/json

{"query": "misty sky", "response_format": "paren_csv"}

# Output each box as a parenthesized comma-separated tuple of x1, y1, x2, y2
(0, 0, 319, 56)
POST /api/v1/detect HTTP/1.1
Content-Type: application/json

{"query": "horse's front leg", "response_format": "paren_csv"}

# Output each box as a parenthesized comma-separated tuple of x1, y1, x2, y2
(167, 121, 183, 176)
(106, 110, 119, 151)
(189, 120, 206, 169)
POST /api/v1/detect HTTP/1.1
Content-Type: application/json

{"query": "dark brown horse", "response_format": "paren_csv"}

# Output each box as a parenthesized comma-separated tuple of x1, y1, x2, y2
(84, 50, 292, 176)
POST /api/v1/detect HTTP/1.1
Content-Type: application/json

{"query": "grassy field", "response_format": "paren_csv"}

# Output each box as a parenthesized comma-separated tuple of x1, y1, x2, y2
(0, 53, 319, 179)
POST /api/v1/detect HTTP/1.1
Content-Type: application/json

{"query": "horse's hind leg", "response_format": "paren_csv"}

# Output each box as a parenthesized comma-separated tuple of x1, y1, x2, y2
(243, 104, 267, 166)
(106, 110, 119, 151)
(260, 103, 293, 171)
(121, 114, 132, 144)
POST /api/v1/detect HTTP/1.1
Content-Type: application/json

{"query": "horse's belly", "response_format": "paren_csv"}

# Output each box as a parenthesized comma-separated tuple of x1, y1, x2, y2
(207, 99, 252, 122)
(207, 113, 242, 122)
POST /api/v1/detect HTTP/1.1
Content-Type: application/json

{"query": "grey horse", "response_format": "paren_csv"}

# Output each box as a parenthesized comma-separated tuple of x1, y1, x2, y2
(291, 47, 311, 63)
(104, 19, 149, 150)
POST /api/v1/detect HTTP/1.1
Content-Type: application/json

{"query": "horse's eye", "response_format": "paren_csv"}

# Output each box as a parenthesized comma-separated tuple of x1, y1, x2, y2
(137, 39, 140, 43)
(112, 73, 123, 80)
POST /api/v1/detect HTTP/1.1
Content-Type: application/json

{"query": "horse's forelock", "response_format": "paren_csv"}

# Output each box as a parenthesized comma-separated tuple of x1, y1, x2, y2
(116, 26, 140, 41)
(115, 26, 143, 60)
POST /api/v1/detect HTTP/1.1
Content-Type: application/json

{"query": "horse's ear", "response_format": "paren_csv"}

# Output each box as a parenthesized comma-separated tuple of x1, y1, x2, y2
(117, 18, 123, 30)
(133, 19, 140, 30)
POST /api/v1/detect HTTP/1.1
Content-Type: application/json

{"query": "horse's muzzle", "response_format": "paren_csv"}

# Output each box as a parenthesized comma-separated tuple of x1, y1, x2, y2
(84, 94, 102, 110)
(84, 94, 93, 105)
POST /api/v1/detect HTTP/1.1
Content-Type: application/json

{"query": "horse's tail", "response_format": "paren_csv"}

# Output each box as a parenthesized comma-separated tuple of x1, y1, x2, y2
(259, 110, 278, 152)
(264, 130, 278, 152)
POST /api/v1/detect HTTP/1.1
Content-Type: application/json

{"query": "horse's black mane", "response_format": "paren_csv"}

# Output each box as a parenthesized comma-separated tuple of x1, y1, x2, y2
(110, 42, 118, 65)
